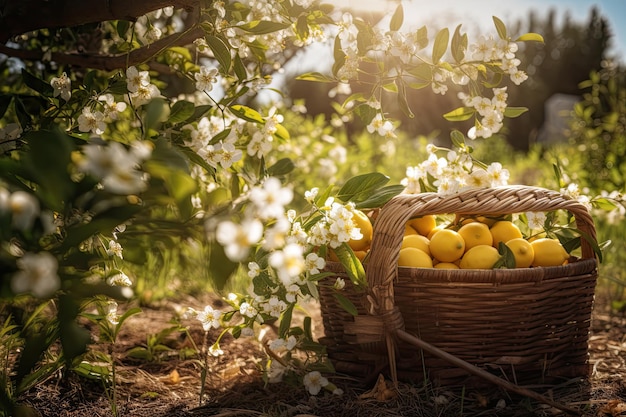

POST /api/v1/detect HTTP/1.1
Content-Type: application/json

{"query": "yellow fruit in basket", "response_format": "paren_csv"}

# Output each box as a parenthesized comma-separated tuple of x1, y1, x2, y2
(490, 220, 523, 247)
(505, 238, 534, 268)
(401, 234, 431, 256)
(408, 215, 437, 237)
(476, 215, 498, 227)
(398, 247, 433, 268)
(404, 224, 418, 236)
(530, 238, 570, 267)
(427, 225, 445, 240)
(459, 245, 501, 269)
(430, 229, 465, 263)
(434, 262, 460, 269)
(457, 222, 493, 251)
(348, 209, 373, 251)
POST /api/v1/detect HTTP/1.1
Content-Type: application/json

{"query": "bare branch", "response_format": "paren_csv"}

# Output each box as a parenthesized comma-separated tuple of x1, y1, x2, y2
(0, 0, 202, 44)
(0, 27, 204, 71)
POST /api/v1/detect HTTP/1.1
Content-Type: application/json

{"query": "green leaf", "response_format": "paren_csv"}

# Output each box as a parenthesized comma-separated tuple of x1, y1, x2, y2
(503, 106, 528, 118)
(230, 104, 265, 123)
(0, 94, 13, 119)
(22, 129, 75, 211)
(21, 69, 53, 95)
(168, 100, 195, 124)
(336, 172, 390, 203)
(494, 242, 516, 268)
(61, 204, 143, 251)
(450, 24, 467, 63)
(331, 242, 366, 288)
(208, 241, 239, 290)
(483, 71, 503, 88)
(267, 158, 295, 177)
(331, 35, 346, 78)
(14, 96, 32, 129)
(237, 20, 291, 34)
(295, 72, 334, 82)
(443, 106, 475, 122)
(107, 78, 129, 95)
(397, 80, 414, 118)
(493, 16, 507, 39)
(333, 292, 358, 316)
(144, 98, 170, 133)
(389, 3, 404, 31)
(233, 54, 248, 81)
(415, 26, 428, 50)
(553, 162, 565, 188)
(205, 35, 232, 72)
(592, 197, 618, 211)
(382, 81, 398, 93)
(295, 14, 309, 39)
(432, 28, 449, 64)
(516, 33, 544, 43)
(72, 361, 111, 381)
(117, 20, 130, 38)
(274, 123, 290, 141)
(450, 130, 466, 148)
(355, 184, 405, 210)
(278, 304, 294, 338)
(353, 103, 377, 125)
(15, 332, 51, 389)
(407, 63, 432, 81)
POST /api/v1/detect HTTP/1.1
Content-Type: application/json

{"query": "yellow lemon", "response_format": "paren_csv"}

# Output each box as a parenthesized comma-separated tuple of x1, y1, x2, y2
(457, 222, 493, 251)
(401, 234, 431, 256)
(505, 238, 534, 268)
(427, 225, 445, 240)
(429, 229, 465, 263)
(530, 238, 570, 267)
(404, 224, 418, 236)
(348, 209, 373, 251)
(434, 262, 460, 269)
(476, 215, 499, 227)
(459, 245, 501, 269)
(398, 247, 433, 268)
(490, 221, 523, 248)
(408, 215, 437, 237)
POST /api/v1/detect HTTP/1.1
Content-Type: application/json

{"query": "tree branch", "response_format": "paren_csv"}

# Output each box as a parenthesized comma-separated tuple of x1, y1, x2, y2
(0, 27, 204, 71)
(0, 0, 202, 44)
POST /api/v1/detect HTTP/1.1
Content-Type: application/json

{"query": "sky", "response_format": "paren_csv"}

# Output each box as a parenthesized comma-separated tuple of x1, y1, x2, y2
(332, 0, 626, 62)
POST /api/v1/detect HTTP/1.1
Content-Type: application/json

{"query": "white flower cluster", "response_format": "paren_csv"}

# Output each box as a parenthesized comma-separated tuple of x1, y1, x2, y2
(307, 197, 363, 249)
(76, 140, 153, 195)
(77, 94, 128, 135)
(401, 145, 509, 195)
(126, 66, 161, 107)
(334, 13, 530, 139)
(459, 87, 509, 139)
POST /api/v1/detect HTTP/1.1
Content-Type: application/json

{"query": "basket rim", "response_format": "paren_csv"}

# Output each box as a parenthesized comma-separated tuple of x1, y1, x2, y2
(325, 257, 597, 286)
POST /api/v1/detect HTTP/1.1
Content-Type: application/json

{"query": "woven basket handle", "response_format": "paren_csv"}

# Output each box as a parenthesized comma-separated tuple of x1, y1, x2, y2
(364, 185, 597, 314)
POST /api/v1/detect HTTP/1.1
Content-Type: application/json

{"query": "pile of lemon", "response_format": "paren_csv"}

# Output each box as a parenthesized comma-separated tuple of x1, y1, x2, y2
(346, 211, 571, 270)
(398, 215, 570, 269)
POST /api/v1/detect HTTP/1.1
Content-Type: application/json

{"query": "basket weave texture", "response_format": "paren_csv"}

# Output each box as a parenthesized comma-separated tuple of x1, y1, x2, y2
(318, 185, 598, 386)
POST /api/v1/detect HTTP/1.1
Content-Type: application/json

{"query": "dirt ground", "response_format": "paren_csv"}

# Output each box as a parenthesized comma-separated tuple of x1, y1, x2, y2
(18, 292, 626, 417)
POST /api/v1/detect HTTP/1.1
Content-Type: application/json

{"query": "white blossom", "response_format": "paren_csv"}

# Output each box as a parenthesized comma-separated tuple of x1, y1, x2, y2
(50, 72, 71, 101)
(11, 252, 60, 298)
(303, 371, 329, 395)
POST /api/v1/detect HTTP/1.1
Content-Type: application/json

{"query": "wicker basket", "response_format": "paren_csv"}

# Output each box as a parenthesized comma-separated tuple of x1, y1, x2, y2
(318, 185, 598, 387)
